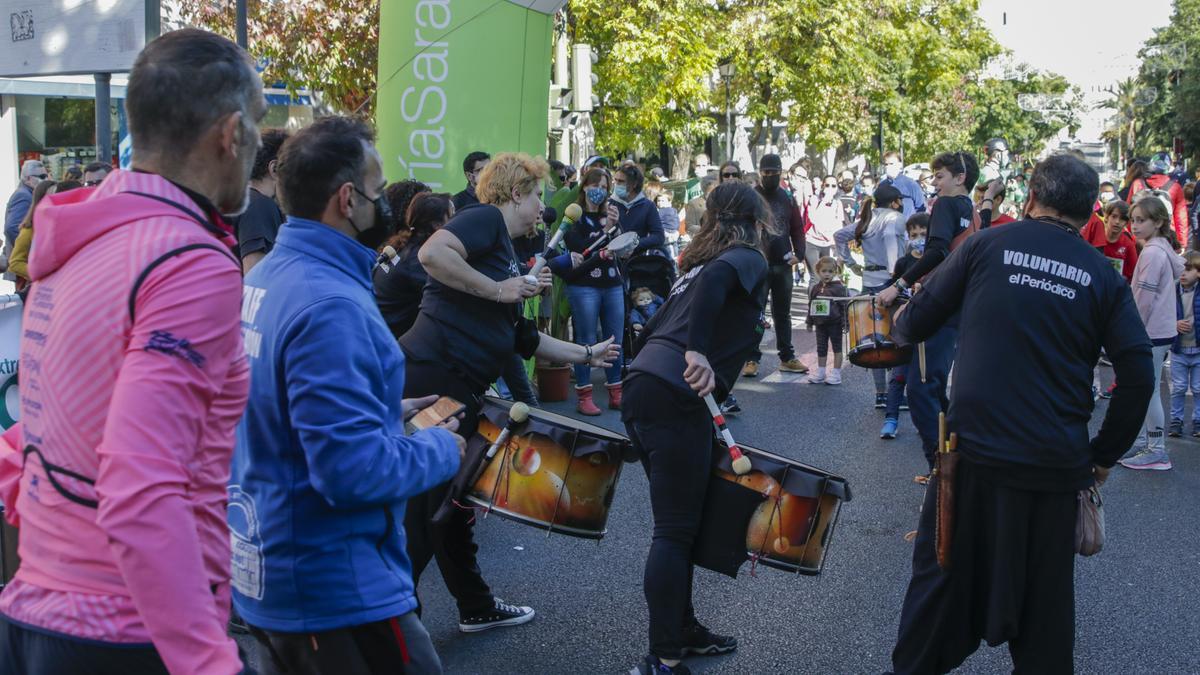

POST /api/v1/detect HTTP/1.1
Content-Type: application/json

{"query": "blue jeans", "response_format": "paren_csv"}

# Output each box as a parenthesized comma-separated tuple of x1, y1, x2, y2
(885, 359, 909, 419)
(567, 284, 624, 385)
(1169, 349, 1200, 423)
(906, 324, 957, 468)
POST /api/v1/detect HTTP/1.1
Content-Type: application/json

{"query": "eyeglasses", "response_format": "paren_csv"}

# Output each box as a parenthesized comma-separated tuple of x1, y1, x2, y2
(722, 172, 740, 178)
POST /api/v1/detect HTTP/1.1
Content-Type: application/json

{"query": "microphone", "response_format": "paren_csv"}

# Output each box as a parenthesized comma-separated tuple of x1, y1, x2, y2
(528, 203, 584, 277)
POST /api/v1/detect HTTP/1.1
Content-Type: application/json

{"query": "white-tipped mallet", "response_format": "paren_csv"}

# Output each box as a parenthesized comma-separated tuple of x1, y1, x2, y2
(703, 393, 752, 475)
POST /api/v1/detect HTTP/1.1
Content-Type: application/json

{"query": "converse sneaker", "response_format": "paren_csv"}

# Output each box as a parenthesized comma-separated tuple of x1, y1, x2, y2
(874, 393, 887, 409)
(459, 598, 535, 633)
(682, 622, 737, 656)
(1169, 420, 1184, 438)
(630, 655, 691, 674)
(720, 395, 741, 415)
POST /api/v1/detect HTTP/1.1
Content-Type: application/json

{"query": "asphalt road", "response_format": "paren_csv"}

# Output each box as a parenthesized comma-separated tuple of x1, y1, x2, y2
(412, 285, 1200, 674)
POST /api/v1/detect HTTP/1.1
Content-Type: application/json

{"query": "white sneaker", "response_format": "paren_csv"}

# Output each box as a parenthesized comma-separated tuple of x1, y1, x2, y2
(806, 373, 825, 384)
(826, 369, 842, 385)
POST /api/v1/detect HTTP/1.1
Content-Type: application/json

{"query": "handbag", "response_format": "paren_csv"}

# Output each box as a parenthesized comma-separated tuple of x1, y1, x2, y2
(1075, 486, 1105, 557)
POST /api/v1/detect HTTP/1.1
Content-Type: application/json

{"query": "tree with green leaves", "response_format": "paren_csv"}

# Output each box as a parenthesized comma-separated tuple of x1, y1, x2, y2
(1129, 0, 1199, 163)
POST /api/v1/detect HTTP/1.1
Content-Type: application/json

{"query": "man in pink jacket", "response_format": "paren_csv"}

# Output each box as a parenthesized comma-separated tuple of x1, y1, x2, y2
(0, 29, 265, 674)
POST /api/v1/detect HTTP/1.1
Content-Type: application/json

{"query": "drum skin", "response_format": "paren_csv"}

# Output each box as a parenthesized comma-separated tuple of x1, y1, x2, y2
(846, 298, 912, 369)
(718, 470, 819, 567)
(467, 399, 625, 539)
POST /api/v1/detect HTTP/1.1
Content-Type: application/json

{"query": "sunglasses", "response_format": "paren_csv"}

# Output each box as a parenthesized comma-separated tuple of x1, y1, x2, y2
(722, 172, 740, 178)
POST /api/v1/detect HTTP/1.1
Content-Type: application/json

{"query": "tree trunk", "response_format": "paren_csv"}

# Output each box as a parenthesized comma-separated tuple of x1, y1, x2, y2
(669, 145, 693, 180)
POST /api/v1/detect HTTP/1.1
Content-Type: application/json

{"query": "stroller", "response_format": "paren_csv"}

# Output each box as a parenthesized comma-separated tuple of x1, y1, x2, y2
(622, 250, 676, 361)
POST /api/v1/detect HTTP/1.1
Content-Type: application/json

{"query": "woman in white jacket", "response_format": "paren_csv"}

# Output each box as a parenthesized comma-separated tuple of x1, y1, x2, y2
(1122, 196, 1184, 471)
(805, 175, 848, 278)
(835, 184, 906, 406)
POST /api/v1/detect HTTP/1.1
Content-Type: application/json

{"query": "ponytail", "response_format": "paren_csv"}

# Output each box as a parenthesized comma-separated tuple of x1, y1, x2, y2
(853, 196, 875, 244)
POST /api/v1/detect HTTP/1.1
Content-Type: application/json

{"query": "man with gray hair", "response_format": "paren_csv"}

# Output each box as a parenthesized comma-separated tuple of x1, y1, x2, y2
(0, 29, 264, 673)
(4, 159, 48, 277)
(886, 153, 1154, 673)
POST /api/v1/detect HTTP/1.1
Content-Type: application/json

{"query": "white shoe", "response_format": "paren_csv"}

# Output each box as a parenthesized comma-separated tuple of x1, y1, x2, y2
(806, 373, 825, 384)
(826, 369, 842, 385)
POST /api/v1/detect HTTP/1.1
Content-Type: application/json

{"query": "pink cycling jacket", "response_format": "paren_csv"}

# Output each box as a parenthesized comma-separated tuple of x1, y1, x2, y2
(0, 170, 247, 674)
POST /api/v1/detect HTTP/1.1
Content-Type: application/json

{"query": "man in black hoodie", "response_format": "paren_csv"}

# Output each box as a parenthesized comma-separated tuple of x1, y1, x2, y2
(743, 154, 808, 376)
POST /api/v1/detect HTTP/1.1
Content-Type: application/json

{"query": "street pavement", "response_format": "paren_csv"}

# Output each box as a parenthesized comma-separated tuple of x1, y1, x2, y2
(413, 284, 1200, 674)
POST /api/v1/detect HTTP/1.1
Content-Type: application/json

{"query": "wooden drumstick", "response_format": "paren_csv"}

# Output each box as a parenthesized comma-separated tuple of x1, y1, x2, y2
(938, 411, 946, 455)
(918, 342, 927, 383)
(469, 403, 531, 485)
(703, 393, 752, 475)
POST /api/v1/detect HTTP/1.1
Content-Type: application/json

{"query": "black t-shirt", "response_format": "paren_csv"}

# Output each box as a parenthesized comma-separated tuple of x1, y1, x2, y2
(231, 188, 284, 258)
(894, 218, 1154, 485)
(561, 211, 620, 288)
(892, 252, 919, 280)
(758, 186, 796, 265)
(629, 246, 767, 402)
(373, 243, 427, 338)
(400, 204, 521, 388)
(900, 193, 974, 286)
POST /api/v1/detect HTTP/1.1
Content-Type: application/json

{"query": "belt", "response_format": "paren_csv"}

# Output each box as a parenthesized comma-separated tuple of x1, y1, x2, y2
(864, 264, 888, 272)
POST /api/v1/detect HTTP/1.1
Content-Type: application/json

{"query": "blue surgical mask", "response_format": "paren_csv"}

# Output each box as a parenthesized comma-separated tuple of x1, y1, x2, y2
(909, 236, 926, 254)
(613, 184, 629, 200)
(586, 187, 608, 205)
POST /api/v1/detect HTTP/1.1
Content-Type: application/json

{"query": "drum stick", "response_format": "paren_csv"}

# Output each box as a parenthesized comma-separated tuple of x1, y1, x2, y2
(918, 342, 927, 383)
(468, 402, 531, 486)
(581, 224, 622, 257)
(947, 432, 957, 455)
(938, 411, 946, 455)
(703, 393, 752, 475)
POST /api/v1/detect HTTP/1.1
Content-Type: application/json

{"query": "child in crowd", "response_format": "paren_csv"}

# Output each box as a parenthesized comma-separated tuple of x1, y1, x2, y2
(1080, 199, 1138, 284)
(1169, 251, 1200, 437)
(1121, 197, 1183, 471)
(880, 213, 929, 439)
(628, 286, 663, 336)
(806, 256, 849, 385)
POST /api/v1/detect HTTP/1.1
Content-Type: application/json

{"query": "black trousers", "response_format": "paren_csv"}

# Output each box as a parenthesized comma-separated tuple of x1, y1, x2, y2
(752, 264, 797, 362)
(623, 375, 712, 660)
(402, 360, 495, 618)
(248, 612, 441, 675)
(891, 457, 1078, 675)
(0, 616, 169, 675)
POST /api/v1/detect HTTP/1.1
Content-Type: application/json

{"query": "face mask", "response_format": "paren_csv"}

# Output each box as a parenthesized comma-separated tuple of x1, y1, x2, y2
(884, 165, 901, 179)
(613, 184, 629, 200)
(761, 175, 781, 191)
(909, 236, 926, 254)
(585, 187, 608, 205)
(349, 187, 395, 250)
(1099, 191, 1116, 204)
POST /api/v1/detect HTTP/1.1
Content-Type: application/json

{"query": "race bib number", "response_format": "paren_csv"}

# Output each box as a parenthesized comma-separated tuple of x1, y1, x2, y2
(811, 299, 831, 317)
(1106, 257, 1123, 275)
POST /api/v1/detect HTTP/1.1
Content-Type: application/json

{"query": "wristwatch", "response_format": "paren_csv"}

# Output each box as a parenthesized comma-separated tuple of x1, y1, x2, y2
(895, 278, 910, 291)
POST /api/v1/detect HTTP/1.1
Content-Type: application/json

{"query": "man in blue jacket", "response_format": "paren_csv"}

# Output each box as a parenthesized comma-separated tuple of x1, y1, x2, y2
(231, 115, 464, 673)
(4, 159, 47, 279)
(880, 151, 926, 219)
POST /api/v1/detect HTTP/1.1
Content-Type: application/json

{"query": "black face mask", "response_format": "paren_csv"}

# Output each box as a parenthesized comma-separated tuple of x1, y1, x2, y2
(761, 174, 781, 192)
(349, 186, 395, 250)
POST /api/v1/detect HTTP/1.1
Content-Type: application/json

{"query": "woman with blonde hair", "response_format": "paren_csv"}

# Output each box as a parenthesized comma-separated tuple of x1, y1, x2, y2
(399, 152, 619, 632)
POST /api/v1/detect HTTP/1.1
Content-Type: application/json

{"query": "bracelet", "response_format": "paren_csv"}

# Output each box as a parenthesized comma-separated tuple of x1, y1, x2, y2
(895, 278, 909, 290)
(584, 344, 593, 362)
(981, 198, 994, 206)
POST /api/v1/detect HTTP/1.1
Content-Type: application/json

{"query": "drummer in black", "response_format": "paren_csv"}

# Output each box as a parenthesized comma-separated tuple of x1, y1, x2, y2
(887, 153, 1154, 673)
(623, 181, 772, 675)
(399, 153, 619, 633)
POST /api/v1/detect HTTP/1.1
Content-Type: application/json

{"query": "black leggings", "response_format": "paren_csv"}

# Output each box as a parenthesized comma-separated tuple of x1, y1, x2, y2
(623, 375, 712, 660)
(402, 359, 495, 618)
(814, 323, 843, 358)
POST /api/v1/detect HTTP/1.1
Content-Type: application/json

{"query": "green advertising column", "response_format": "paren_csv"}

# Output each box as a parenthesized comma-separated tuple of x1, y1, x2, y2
(376, 0, 566, 192)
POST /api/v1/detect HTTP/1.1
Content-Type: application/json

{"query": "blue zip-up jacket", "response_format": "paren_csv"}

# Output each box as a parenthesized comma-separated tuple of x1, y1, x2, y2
(230, 216, 460, 632)
(1173, 281, 1200, 353)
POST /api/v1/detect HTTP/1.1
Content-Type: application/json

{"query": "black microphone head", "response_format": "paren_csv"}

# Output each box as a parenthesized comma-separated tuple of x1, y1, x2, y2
(541, 207, 557, 225)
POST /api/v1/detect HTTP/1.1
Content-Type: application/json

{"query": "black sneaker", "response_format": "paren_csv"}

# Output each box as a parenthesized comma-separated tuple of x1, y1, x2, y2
(1169, 420, 1183, 437)
(1192, 425, 1200, 438)
(898, 397, 909, 411)
(630, 655, 692, 674)
(458, 598, 535, 633)
(682, 623, 737, 656)
(874, 393, 887, 409)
